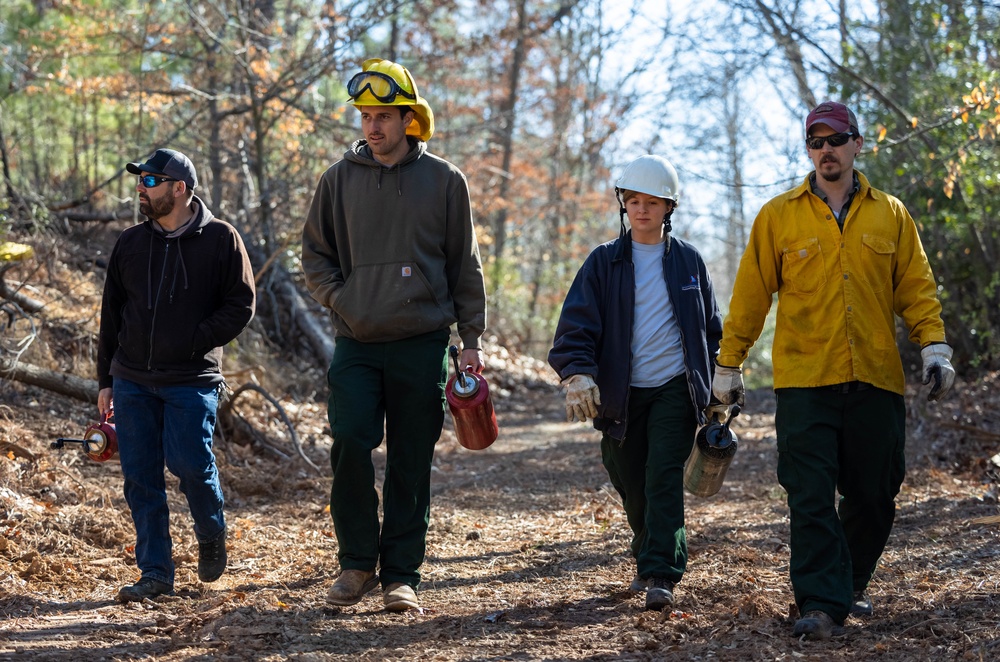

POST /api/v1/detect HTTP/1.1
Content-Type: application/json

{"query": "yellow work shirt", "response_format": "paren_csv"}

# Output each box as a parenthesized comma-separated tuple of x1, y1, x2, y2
(718, 171, 946, 395)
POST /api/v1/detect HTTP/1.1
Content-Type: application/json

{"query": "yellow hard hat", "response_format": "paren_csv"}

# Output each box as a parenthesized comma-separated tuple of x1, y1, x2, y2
(347, 58, 435, 142)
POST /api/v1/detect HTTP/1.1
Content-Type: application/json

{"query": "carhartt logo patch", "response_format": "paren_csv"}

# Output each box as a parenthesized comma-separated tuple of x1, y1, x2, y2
(401, 266, 412, 277)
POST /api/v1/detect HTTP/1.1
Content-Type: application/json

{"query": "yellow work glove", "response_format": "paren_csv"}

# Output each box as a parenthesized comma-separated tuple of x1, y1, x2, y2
(563, 374, 601, 423)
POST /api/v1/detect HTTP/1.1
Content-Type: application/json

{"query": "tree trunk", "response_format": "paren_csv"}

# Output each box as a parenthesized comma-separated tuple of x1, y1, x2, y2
(0, 360, 98, 404)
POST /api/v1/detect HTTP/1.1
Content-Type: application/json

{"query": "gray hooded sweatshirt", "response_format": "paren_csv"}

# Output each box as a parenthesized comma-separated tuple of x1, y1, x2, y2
(301, 138, 486, 348)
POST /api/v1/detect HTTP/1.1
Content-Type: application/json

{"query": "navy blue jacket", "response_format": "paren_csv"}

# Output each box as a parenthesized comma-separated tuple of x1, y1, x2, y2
(548, 231, 722, 441)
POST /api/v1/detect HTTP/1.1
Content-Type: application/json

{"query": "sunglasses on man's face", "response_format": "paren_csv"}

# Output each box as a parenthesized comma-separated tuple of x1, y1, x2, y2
(346, 71, 416, 104)
(138, 174, 176, 188)
(805, 132, 856, 150)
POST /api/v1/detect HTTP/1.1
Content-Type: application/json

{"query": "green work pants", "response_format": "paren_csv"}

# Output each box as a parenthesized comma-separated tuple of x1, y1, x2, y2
(775, 386, 905, 624)
(326, 329, 449, 589)
(601, 375, 696, 582)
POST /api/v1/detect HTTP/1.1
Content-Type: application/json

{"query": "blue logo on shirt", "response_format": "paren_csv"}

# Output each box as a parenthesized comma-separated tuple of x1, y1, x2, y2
(681, 274, 700, 291)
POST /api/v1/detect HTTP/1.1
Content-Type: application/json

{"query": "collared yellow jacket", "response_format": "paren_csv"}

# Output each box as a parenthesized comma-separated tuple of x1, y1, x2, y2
(717, 171, 946, 395)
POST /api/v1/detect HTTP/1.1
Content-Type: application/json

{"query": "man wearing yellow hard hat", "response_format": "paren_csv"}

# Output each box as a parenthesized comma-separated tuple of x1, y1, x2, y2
(301, 58, 487, 612)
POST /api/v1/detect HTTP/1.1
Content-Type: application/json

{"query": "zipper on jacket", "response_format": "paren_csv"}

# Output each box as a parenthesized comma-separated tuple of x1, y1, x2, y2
(147, 239, 171, 371)
(619, 257, 637, 448)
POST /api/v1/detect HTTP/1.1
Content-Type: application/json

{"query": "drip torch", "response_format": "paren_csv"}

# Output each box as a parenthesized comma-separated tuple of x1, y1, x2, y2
(445, 345, 499, 450)
(51, 408, 118, 462)
(683, 404, 740, 497)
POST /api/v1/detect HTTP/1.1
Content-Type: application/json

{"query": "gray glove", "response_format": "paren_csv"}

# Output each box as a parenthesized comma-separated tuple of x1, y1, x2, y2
(564, 374, 601, 423)
(712, 364, 745, 406)
(921, 343, 955, 401)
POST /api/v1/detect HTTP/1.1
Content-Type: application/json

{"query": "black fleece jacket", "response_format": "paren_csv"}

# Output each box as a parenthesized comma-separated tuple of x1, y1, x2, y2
(97, 197, 256, 389)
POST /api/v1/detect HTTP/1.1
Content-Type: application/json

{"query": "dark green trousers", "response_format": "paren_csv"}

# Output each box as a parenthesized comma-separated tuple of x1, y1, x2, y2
(601, 375, 696, 582)
(775, 386, 905, 624)
(326, 329, 448, 589)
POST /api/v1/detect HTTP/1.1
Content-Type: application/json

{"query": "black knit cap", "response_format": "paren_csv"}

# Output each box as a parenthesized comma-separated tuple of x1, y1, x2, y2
(126, 148, 198, 190)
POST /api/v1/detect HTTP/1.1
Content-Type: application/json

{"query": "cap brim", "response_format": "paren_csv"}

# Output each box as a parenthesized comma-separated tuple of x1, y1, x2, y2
(125, 162, 164, 176)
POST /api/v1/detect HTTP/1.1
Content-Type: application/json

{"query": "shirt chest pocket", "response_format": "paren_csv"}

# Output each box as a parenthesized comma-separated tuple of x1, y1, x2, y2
(781, 237, 827, 295)
(860, 234, 895, 294)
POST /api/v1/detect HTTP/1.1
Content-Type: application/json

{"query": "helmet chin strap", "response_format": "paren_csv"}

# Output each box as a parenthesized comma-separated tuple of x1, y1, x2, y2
(612, 188, 626, 238)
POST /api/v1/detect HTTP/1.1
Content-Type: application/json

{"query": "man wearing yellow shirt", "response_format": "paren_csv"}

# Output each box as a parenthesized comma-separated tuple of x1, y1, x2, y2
(713, 101, 955, 640)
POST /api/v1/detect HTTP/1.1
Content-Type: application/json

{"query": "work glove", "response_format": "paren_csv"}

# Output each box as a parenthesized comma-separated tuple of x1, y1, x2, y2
(703, 401, 730, 425)
(563, 374, 601, 423)
(921, 343, 955, 402)
(712, 364, 745, 407)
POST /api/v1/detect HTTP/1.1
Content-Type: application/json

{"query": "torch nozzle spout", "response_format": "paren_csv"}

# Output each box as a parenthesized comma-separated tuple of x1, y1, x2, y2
(449, 345, 469, 389)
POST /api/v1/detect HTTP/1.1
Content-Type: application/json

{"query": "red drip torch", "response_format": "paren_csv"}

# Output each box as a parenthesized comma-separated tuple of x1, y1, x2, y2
(445, 345, 499, 450)
(51, 408, 118, 462)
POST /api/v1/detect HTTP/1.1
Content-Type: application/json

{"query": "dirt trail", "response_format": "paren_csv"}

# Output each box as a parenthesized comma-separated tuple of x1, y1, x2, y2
(2, 369, 999, 661)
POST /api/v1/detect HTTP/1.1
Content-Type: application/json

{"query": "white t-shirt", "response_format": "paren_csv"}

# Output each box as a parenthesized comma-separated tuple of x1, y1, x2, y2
(630, 240, 686, 387)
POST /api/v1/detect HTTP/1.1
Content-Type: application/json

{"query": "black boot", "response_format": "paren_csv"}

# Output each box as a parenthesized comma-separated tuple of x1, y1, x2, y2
(645, 578, 675, 611)
(117, 577, 174, 603)
(198, 527, 227, 582)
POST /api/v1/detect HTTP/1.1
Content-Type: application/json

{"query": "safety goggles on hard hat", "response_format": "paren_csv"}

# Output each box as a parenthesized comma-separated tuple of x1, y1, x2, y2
(346, 71, 416, 104)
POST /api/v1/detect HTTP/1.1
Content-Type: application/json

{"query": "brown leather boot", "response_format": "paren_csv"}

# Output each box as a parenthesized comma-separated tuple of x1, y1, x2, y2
(383, 582, 419, 612)
(326, 569, 379, 606)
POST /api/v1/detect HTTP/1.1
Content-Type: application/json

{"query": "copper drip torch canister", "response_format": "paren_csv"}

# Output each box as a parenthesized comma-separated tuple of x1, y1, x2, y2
(51, 409, 118, 462)
(683, 405, 740, 497)
(445, 345, 499, 450)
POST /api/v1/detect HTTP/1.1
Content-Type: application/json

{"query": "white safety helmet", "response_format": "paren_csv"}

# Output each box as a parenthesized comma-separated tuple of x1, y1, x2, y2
(614, 155, 680, 203)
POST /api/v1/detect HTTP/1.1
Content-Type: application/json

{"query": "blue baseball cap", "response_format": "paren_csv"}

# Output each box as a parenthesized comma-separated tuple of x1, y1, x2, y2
(126, 148, 198, 190)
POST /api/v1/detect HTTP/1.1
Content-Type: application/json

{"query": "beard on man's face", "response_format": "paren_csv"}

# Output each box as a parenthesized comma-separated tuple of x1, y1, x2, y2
(817, 154, 847, 182)
(139, 191, 176, 219)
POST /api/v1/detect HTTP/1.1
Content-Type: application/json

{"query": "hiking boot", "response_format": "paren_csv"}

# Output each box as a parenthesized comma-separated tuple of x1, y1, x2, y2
(198, 528, 227, 582)
(850, 590, 873, 616)
(645, 578, 675, 611)
(629, 574, 648, 593)
(326, 569, 379, 606)
(383, 582, 419, 612)
(792, 610, 843, 640)
(116, 578, 174, 603)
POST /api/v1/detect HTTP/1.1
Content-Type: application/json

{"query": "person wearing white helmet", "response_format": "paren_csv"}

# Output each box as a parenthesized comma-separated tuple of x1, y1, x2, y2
(301, 58, 487, 613)
(548, 154, 723, 611)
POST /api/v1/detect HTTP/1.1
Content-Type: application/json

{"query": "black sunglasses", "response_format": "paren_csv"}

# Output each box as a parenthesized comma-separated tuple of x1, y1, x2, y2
(805, 132, 856, 150)
(138, 174, 176, 188)
(346, 71, 416, 104)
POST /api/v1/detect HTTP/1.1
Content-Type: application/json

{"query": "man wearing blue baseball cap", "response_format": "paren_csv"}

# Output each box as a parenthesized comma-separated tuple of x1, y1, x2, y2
(125, 148, 199, 190)
(713, 101, 955, 639)
(99, 148, 256, 602)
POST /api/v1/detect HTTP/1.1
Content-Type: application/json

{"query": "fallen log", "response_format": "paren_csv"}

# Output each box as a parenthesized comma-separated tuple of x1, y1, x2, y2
(0, 359, 98, 404)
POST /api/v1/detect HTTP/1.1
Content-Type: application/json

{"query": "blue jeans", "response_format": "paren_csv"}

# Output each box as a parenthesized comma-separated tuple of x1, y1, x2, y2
(113, 378, 225, 585)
